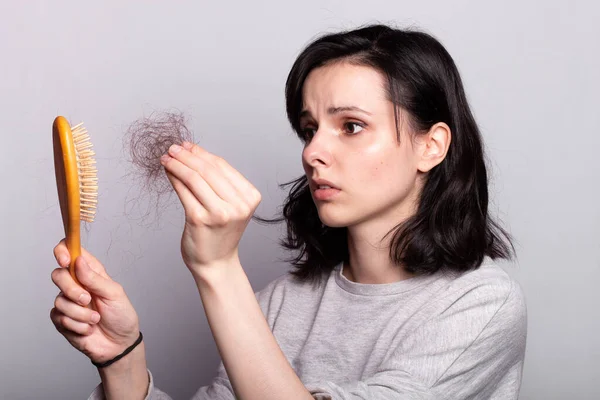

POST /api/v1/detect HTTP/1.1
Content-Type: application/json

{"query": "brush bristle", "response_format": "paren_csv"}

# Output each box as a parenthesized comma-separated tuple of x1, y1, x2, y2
(71, 122, 98, 223)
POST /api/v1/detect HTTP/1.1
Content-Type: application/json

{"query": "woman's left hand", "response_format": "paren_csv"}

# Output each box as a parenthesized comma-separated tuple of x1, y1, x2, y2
(160, 142, 262, 278)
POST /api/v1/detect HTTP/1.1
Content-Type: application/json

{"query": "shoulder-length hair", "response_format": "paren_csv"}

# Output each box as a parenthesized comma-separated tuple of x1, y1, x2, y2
(254, 24, 514, 284)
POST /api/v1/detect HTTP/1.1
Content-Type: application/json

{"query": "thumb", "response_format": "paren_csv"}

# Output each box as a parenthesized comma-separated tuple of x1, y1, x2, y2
(75, 256, 122, 299)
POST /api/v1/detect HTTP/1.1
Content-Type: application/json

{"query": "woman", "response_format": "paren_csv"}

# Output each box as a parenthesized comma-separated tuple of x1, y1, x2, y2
(50, 24, 527, 399)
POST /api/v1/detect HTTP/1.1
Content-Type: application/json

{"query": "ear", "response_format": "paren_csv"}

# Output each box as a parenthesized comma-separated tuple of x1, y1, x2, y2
(416, 122, 451, 173)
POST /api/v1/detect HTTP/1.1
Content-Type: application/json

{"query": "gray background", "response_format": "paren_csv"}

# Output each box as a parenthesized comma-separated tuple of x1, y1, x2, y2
(1, 1, 598, 399)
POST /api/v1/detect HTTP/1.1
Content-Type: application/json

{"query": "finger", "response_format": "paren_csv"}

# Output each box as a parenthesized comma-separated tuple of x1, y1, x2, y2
(53, 239, 71, 268)
(79, 249, 109, 278)
(51, 268, 92, 306)
(54, 293, 101, 324)
(50, 308, 94, 336)
(50, 309, 87, 348)
(161, 153, 225, 213)
(50, 308, 68, 334)
(53, 239, 109, 278)
(183, 142, 261, 206)
(49, 313, 87, 351)
(164, 170, 209, 221)
(75, 256, 123, 300)
(166, 144, 242, 206)
(58, 327, 86, 351)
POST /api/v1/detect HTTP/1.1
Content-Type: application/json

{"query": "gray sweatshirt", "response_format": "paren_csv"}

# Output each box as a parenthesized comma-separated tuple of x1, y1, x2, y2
(89, 257, 527, 399)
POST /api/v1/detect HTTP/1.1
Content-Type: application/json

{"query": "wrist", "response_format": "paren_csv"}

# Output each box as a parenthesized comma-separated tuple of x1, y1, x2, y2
(98, 337, 146, 373)
(91, 326, 141, 365)
(93, 332, 144, 368)
(189, 257, 243, 288)
(99, 341, 149, 400)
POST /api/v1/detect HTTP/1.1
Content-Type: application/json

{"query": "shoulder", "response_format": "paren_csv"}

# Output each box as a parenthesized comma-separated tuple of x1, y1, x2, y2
(453, 258, 525, 305)
(395, 259, 527, 371)
(438, 258, 527, 333)
(394, 260, 528, 394)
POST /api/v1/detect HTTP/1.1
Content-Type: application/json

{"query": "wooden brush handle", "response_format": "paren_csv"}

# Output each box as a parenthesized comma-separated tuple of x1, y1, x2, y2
(53, 116, 83, 286)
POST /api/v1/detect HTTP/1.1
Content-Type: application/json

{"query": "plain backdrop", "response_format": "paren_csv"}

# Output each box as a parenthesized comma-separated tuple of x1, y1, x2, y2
(1, 1, 598, 399)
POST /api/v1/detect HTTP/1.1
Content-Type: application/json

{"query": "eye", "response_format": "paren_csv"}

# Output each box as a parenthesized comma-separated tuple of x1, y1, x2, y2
(343, 122, 364, 135)
(300, 127, 317, 141)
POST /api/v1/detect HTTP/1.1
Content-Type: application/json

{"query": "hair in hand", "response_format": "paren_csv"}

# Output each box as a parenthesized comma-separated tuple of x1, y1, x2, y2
(122, 110, 194, 224)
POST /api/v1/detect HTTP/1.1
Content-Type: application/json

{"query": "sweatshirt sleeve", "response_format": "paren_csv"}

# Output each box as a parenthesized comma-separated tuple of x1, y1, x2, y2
(303, 278, 528, 400)
(87, 369, 173, 400)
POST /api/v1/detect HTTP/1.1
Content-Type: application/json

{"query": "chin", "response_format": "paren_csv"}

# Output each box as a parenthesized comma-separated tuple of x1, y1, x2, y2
(317, 208, 354, 228)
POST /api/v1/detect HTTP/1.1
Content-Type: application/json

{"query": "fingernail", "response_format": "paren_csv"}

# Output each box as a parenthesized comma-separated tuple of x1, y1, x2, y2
(169, 144, 182, 154)
(91, 312, 100, 323)
(182, 142, 193, 150)
(79, 293, 91, 305)
(160, 154, 170, 163)
(59, 255, 69, 266)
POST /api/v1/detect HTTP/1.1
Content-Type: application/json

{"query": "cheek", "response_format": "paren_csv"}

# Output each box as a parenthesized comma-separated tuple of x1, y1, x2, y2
(354, 148, 417, 197)
(358, 142, 388, 177)
(344, 156, 389, 197)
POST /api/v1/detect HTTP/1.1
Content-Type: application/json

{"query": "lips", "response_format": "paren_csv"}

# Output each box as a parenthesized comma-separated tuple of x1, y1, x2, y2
(311, 178, 339, 191)
(310, 177, 341, 201)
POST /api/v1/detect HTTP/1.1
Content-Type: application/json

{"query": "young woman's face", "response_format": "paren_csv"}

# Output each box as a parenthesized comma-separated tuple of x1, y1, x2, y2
(300, 62, 423, 229)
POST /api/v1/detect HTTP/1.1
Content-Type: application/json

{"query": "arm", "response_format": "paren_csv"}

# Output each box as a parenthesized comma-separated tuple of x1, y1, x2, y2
(192, 260, 313, 400)
(160, 142, 312, 400)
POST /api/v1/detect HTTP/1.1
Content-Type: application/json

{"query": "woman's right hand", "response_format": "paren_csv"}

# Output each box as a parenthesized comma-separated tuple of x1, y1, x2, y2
(50, 239, 141, 365)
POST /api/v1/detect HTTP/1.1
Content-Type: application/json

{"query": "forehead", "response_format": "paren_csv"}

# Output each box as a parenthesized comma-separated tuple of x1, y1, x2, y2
(301, 62, 388, 111)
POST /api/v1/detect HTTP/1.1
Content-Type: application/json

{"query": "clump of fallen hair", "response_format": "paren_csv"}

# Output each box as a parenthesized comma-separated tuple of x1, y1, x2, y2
(122, 110, 194, 224)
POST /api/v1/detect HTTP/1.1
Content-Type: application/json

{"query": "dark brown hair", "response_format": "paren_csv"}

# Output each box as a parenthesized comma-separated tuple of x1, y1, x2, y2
(253, 24, 514, 284)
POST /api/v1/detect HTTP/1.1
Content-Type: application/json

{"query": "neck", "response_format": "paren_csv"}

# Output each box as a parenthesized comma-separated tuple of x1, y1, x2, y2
(343, 217, 414, 284)
(340, 177, 423, 284)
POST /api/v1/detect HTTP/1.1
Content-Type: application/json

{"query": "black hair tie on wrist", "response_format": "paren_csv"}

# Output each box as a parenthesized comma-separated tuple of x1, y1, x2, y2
(92, 331, 143, 368)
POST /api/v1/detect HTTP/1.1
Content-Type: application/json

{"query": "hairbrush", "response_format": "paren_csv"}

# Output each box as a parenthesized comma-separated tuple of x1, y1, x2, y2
(52, 116, 98, 286)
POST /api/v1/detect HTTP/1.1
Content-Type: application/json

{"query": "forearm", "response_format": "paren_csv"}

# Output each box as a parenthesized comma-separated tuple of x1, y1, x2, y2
(193, 261, 313, 400)
(99, 342, 149, 400)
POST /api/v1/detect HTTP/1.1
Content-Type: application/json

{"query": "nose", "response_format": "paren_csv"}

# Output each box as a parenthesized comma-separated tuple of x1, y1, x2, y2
(302, 128, 333, 169)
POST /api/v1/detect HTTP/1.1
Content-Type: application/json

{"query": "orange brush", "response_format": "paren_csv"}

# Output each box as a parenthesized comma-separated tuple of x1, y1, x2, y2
(52, 116, 98, 286)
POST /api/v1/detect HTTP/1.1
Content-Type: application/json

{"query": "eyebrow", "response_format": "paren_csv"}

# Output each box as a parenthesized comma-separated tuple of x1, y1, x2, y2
(299, 106, 372, 119)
